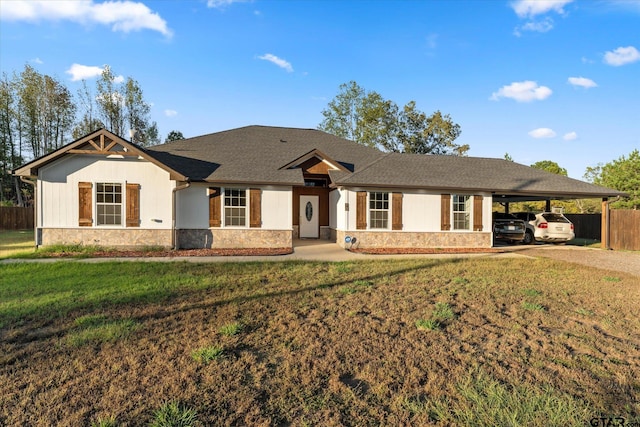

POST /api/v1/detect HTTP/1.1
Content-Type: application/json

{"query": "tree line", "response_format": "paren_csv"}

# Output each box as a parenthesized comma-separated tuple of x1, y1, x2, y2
(1, 72, 636, 209)
(502, 153, 639, 211)
(1, 64, 163, 206)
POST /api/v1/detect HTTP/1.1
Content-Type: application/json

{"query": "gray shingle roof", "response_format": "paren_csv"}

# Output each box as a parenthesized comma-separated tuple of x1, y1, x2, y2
(146, 125, 625, 198)
(147, 125, 383, 184)
(338, 152, 625, 198)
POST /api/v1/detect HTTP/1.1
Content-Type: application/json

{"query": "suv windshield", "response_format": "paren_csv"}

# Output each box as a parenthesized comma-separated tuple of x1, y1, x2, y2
(542, 213, 570, 223)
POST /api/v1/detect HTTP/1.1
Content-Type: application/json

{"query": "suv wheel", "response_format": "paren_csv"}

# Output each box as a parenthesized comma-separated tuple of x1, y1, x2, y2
(522, 230, 534, 245)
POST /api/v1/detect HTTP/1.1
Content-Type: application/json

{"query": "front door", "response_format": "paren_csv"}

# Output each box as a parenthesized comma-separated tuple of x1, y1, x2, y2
(299, 195, 319, 238)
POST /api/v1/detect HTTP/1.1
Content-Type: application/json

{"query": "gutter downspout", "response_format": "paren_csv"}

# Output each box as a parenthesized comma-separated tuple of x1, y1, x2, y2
(172, 179, 191, 250)
(19, 176, 38, 248)
(604, 196, 621, 250)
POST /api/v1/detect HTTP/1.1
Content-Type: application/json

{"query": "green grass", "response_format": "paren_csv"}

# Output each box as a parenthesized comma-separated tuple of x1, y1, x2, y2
(0, 229, 34, 258)
(150, 401, 198, 427)
(432, 302, 455, 321)
(415, 318, 441, 331)
(90, 415, 118, 427)
(219, 321, 244, 336)
(428, 369, 593, 426)
(67, 316, 139, 346)
(523, 288, 542, 297)
(191, 345, 224, 364)
(522, 301, 546, 311)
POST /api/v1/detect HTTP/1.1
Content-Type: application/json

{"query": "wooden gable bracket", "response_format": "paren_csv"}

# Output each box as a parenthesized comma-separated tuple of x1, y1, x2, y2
(279, 149, 351, 173)
(68, 134, 138, 157)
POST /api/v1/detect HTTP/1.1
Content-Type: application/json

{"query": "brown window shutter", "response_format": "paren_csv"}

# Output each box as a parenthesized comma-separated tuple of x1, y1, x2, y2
(208, 187, 221, 227)
(441, 194, 451, 231)
(392, 192, 403, 230)
(473, 195, 483, 231)
(78, 182, 92, 226)
(249, 188, 262, 228)
(126, 183, 140, 227)
(356, 191, 367, 230)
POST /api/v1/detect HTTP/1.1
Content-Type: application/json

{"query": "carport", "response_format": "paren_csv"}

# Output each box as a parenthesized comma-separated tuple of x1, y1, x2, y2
(489, 176, 627, 249)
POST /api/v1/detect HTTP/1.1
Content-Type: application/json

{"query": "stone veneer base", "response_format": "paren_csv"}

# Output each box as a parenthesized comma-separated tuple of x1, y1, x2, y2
(178, 228, 293, 249)
(292, 225, 332, 240)
(39, 228, 172, 248)
(336, 230, 492, 249)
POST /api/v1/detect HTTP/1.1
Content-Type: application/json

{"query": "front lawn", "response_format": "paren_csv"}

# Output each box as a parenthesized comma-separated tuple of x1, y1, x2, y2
(1, 258, 638, 426)
(0, 229, 34, 258)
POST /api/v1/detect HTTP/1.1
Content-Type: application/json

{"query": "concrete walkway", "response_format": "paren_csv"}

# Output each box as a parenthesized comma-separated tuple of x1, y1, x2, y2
(1, 239, 529, 264)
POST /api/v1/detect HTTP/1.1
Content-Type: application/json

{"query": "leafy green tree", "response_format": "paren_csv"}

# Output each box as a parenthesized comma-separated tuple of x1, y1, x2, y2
(165, 130, 184, 142)
(96, 65, 125, 136)
(0, 75, 17, 204)
(95, 66, 155, 146)
(319, 81, 466, 155)
(504, 153, 514, 161)
(584, 149, 640, 209)
(73, 80, 104, 139)
(395, 102, 465, 155)
(530, 160, 568, 176)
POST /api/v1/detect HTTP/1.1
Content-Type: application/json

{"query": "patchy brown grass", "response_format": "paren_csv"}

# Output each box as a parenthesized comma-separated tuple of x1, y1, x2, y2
(1, 258, 639, 426)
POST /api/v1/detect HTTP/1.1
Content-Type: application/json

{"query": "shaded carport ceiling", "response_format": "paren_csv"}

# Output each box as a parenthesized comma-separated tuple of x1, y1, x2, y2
(493, 193, 613, 203)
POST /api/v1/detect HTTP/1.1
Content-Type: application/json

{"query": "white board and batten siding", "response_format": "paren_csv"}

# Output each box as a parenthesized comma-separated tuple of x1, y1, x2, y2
(38, 155, 173, 229)
(175, 184, 293, 230)
(334, 188, 493, 232)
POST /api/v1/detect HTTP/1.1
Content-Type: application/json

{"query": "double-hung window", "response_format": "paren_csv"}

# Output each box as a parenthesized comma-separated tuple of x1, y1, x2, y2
(369, 192, 389, 229)
(96, 183, 122, 226)
(452, 194, 471, 230)
(224, 188, 247, 226)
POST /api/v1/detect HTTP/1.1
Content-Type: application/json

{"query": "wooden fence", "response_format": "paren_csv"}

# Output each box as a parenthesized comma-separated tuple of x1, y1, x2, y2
(0, 206, 34, 230)
(565, 214, 601, 240)
(610, 209, 640, 251)
(566, 210, 640, 251)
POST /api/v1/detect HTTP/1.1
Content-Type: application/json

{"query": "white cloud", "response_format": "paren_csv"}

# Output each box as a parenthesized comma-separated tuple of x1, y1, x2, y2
(66, 63, 124, 82)
(66, 64, 103, 81)
(529, 128, 556, 139)
(568, 76, 597, 88)
(563, 131, 578, 141)
(490, 81, 552, 102)
(603, 46, 640, 66)
(510, 0, 573, 18)
(164, 109, 178, 117)
(523, 19, 554, 32)
(514, 16, 554, 35)
(0, 0, 172, 38)
(31, 57, 43, 64)
(258, 53, 293, 72)
(207, 0, 251, 8)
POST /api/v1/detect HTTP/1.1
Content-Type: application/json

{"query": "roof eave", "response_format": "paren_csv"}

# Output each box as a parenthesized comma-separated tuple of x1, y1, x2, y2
(12, 129, 188, 181)
(335, 181, 626, 198)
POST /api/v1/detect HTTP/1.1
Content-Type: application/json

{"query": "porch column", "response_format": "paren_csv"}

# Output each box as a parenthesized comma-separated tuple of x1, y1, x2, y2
(601, 198, 608, 249)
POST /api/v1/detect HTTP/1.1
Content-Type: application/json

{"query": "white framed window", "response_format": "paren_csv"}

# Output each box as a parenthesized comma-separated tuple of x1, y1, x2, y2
(452, 194, 471, 230)
(96, 183, 122, 226)
(224, 188, 247, 227)
(369, 191, 389, 229)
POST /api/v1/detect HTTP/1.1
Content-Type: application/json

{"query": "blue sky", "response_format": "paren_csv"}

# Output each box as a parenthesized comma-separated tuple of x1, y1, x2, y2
(1, 0, 638, 179)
